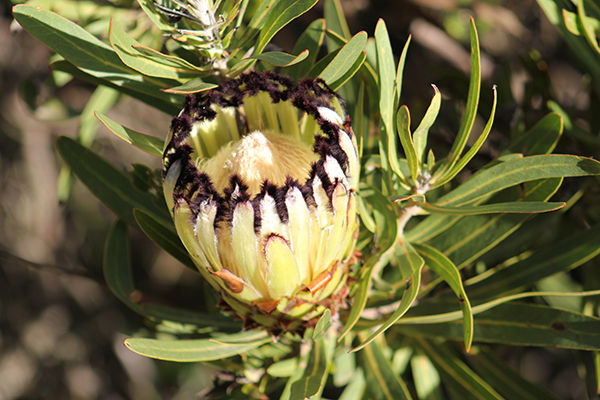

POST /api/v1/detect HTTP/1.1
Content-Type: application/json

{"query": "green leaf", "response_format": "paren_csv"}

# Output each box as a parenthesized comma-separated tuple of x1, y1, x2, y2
(467, 349, 562, 400)
(13, 5, 181, 108)
(268, 358, 299, 378)
(339, 185, 398, 340)
(104, 220, 137, 306)
(319, 31, 367, 85)
(410, 353, 443, 400)
(285, 19, 326, 79)
(426, 178, 562, 268)
(503, 113, 563, 156)
(96, 112, 164, 156)
(435, 155, 600, 207)
(438, 17, 481, 176)
(375, 19, 404, 191)
(358, 338, 413, 400)
(313, 309, 331, 340)
(563, 8, 600, 36)
(405, 214, 462, 243)
(353, 239, 424, 352)
(466, 224, 600, 299)
(394, 35, 411, 111)
(413, 243, 473, 352)
(255, 0, 319, 54)
(436, 85, 498, 187)
(418, 201, 565, 215)
(339, 368, 366, 400)
(413, 85, 440, 164)
(56, 136, 172, 229)
(79, 86, 120, 147)
(415, 339, 503, 400)
(13, 5, 125, 74)
(578, 0, 600, 54)
(163, 79, 218, 94)
(251, 50, 309, 67)
(133, 209, 196, 271)
(234, 0, 280, 49)
(327, 50, 366, 91)
(289, 336, 331, 399)
(124, 331, 271, 362)
(324, 0, 351, 44)
(50, 60, 182, 115)
(109, 20, 205, 79)
(536, 0, 600, 95)
(396, 105, 419, 183)
(140, 303, 241, 331)
(400, 302, 600, 350)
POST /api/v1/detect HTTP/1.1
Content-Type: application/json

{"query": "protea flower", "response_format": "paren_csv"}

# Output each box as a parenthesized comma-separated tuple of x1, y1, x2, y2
(162, 71, 359, 336)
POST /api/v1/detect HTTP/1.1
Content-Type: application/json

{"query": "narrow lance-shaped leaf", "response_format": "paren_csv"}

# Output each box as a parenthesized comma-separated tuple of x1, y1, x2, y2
(394, 35, 412, 111)
(436, 17, 481, 177)
(411, 353, 443, 400)
(358, 335, 413, 400)
(397, 301, 600, 351)
(56, 136, 173, 229)
(327, 50, 366, 91)
(375, 19, 407, 191)
(103, 220, 240, 330)
(434, 85, 498, 187)
(563, 9, 600, 36)
(254, 0, 319, 54)
(233, 0, 279, 49)
(50, 59, 182, 115)
(163, 79, 218, 94)
(96, 112, 164, 156)
(313, 309, 331, 340)
(109, 20, 205, 79)
(413, 243, 473, 352)
(12, 5, 183, 110)
(324, 0, 351, 45)
(352, 239, 424, 352)
(319, 31, 367, 86)
(413, 85, 440, 163)
(250, 50, 309, 67)
(133, 209, 196, 271)
(435, 155, 600, 207)
(80, 86, 121, 147)
(427, 178, 562, 269)
(289, 335, 332, 399)
(104, 220, 137, 306)
(466, 223, 600, 299)
(415, 339, 503, 400)
(284, 18, 326, 79)
(503, 113, 563, 156)
(339, 184, 398, 340)
(467, 350, 562, 400)
(124, 331, 271, 362)
(396, 105, 419, 184)
(578, 0, 600, 54)
(418, 201, 565, 215)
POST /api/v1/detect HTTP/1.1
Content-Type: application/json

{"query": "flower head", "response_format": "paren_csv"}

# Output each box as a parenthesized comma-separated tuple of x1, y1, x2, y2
(162, 71, 359, 335)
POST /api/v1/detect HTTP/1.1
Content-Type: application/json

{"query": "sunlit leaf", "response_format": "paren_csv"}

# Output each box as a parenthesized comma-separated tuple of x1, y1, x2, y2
(413, 243, 473, 352)
(418, 201, 565, 215)
(124, 331, 271, 362)
(255, 0, 319, 54)
(251, 50, 309, 67)
(96, 112, 164, 156)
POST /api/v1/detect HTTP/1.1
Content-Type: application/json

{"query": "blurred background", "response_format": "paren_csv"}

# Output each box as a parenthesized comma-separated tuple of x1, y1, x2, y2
(0, 0, 596, 398)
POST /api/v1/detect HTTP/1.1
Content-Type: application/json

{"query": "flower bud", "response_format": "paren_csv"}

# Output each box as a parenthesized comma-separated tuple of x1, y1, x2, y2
(163, 71, 359, 335)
